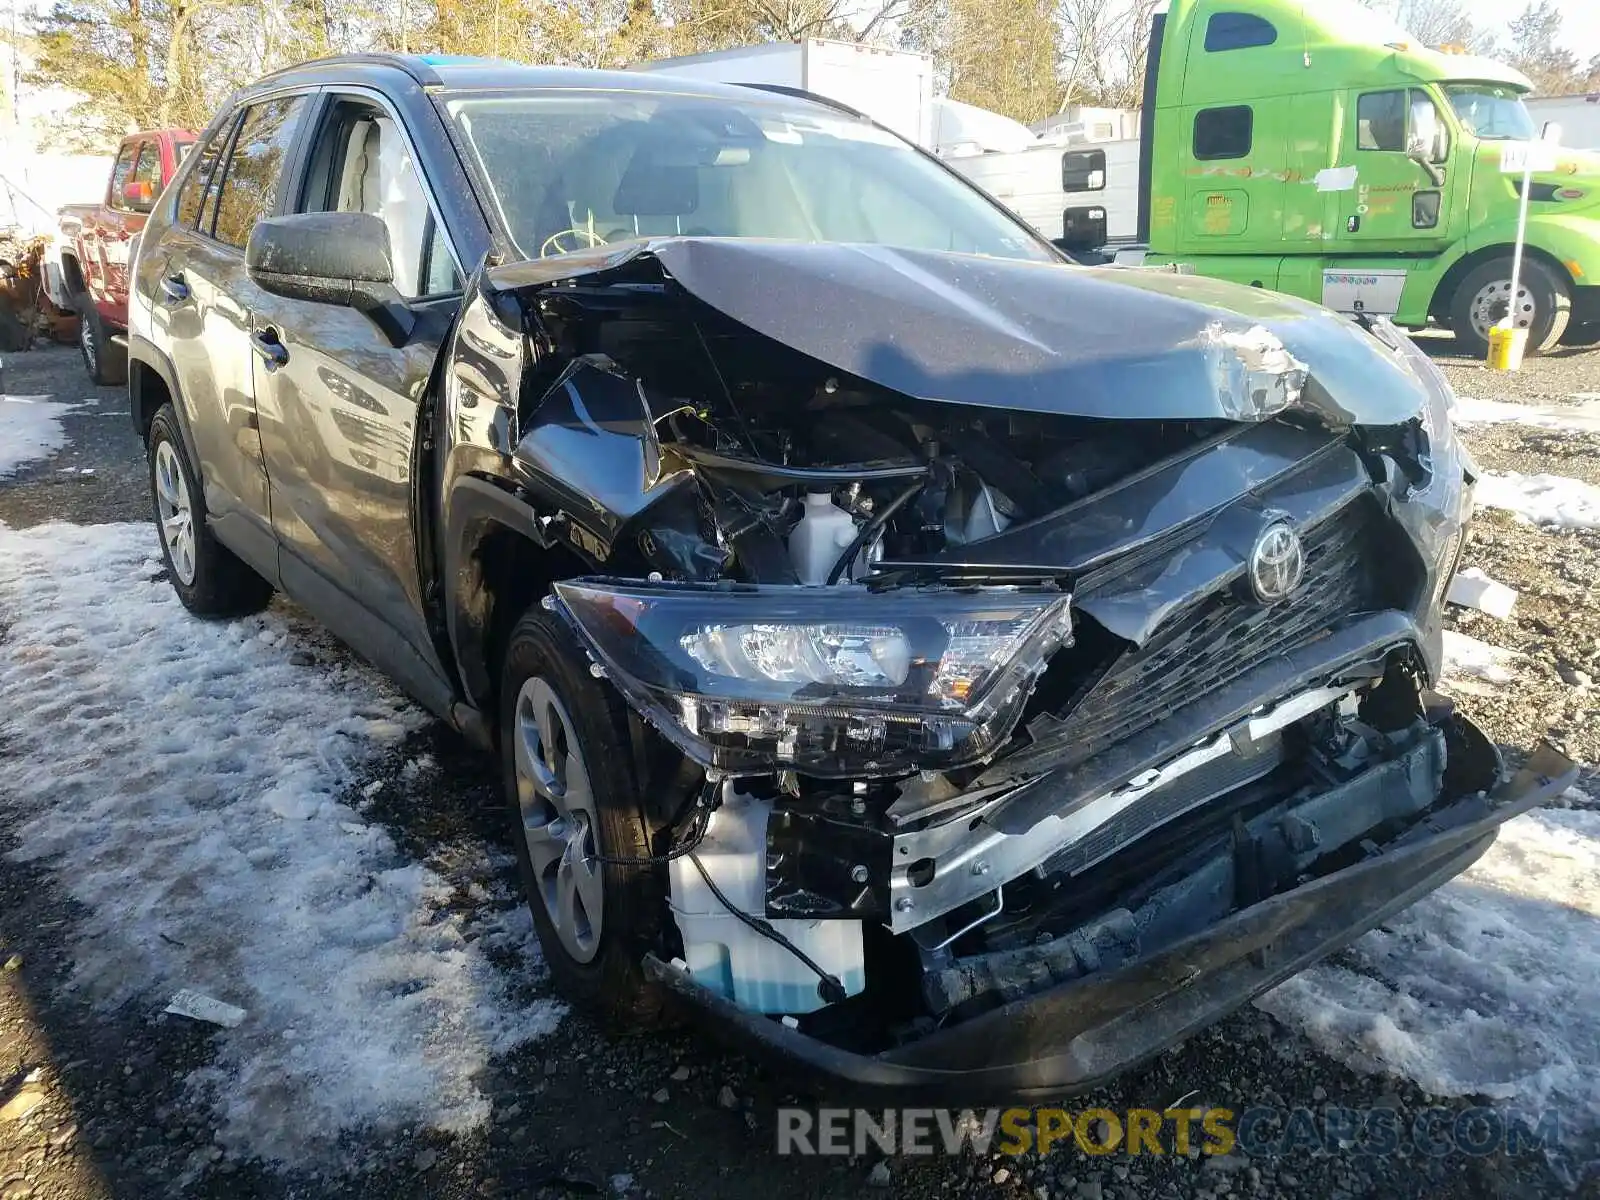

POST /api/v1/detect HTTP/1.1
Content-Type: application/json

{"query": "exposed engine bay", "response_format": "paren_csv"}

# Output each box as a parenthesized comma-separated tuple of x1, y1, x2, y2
(438, 236, 1576, 1090)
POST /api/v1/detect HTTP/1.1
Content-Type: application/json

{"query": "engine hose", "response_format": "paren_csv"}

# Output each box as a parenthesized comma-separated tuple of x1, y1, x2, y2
(825, 476, 925, 586)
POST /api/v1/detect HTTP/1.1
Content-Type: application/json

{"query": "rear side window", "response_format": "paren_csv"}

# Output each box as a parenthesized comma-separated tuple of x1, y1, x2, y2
(108, 143, 138, 209)
(1194, 106, 1253, 160)
(1205, 12, 1277, 51)
(176, 125, 230, 229)
(211, 95, 309, 249)
(1062, 149, 1106, 192)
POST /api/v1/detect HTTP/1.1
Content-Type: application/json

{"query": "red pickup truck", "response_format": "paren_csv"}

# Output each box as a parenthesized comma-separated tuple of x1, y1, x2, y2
(59, 128, 194, 384)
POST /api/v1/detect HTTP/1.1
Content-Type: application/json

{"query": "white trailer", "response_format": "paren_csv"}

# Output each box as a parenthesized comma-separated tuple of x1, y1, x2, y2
(630, 39, 936, 149)
(1527, 94, 1600, 151)
(949, 138, 1142, 249)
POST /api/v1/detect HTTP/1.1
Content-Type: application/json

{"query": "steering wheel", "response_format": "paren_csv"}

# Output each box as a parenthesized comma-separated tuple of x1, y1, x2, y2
(540, 226, 610, 258)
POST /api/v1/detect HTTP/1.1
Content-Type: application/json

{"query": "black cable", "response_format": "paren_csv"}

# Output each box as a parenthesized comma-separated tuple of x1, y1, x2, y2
(587, 799, 713, 867)
(687, 851, 848, 1006)
(825, 476, 926, 585)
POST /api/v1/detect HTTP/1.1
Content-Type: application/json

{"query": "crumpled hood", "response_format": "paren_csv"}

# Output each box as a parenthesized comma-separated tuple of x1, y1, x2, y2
(489, 238, 1432, 426)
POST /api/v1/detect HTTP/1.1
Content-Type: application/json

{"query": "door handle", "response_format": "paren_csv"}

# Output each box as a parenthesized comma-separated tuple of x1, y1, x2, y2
(159, 274, 190, 302)
(252, 328, 289, 370)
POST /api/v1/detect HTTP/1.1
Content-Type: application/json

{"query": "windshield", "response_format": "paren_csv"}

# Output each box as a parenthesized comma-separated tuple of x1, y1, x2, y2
(445, 91, 1057, 264)
(1446, 84, 1536, 141)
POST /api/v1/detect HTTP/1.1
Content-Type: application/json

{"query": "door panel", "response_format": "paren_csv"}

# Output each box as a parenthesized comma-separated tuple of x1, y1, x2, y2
(254, 94, 462, 676)
(159, 95, 309, 538)
(1332, 88, 1457, 251)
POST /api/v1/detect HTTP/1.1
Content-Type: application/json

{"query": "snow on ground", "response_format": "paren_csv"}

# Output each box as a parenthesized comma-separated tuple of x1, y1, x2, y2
(1453, 394, 1600, 433)
(1257, 800, 1600, 1154)
(1474, 471, 1600, 532)
(0, 521, 562, 1163)
(0, 394, 77, 477)
(1440, 629, 1522, 696)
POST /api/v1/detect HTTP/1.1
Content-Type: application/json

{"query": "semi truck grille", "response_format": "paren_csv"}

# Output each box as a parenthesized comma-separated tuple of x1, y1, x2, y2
(1053, 501, 1399, 766)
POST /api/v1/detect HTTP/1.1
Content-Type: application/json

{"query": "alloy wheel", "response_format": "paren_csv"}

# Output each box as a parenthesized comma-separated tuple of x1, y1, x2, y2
(1468, 278, 1536, 341)
(513, 676, 604, 963)
(80, 316, 97, 374)
(153, 439, 197, 585)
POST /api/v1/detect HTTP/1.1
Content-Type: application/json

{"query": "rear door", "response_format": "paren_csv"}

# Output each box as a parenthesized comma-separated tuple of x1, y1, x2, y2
(81, 140, 140, 315)
(155, 93, 312, 572)
(250, 90, 462, 680)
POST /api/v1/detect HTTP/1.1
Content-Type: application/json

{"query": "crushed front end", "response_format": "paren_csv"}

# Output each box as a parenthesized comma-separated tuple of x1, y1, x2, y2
(454, 239, 1578, 1098)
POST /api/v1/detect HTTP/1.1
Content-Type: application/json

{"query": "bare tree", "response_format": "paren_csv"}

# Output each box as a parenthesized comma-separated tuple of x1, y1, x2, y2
(1058, 0, 1154, 109)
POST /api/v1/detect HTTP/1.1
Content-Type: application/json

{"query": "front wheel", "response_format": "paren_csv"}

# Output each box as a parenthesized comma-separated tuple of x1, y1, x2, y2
(1447, 257, 1571, 358)
(500, 605, 672, 1029)
(147, 404, 273, 616)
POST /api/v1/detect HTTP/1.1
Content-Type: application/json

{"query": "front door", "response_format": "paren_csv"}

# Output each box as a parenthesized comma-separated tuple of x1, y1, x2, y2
(249, 93, 463, 678)
(1331, 87, 1459, 251)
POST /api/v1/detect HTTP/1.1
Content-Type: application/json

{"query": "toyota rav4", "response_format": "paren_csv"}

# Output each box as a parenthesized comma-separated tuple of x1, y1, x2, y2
(127, 53, 1574, 1099)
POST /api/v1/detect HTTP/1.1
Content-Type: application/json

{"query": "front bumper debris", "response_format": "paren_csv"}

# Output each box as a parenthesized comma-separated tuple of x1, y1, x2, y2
(644, 737, 1576, 1103)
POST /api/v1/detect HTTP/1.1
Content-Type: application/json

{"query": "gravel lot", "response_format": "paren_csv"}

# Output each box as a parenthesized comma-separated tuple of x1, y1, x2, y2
(2, 334, 1598, 1200)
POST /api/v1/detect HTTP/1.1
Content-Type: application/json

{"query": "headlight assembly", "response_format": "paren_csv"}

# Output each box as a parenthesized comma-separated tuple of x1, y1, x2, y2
(551, 580, 1073, 777)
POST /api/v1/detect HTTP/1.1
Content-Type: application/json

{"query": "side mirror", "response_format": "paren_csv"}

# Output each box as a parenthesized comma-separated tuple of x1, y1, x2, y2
(122, 180, 155, 213)
(246, 212, 395, 308)
(1542, 121, 1563, 145)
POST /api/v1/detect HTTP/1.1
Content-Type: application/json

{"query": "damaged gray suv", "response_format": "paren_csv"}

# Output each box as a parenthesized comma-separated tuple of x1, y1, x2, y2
(127, 54, 1574, 1099)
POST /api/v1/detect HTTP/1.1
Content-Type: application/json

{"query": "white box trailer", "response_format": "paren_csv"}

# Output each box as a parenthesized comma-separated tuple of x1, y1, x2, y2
(631, 39, 936, 148)
(1526, 94, 1600, 151)
(950, 139, 1142, 249)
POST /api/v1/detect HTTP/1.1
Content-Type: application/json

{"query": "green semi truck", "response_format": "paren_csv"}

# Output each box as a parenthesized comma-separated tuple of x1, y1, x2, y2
(1103, 0, 1600, 355)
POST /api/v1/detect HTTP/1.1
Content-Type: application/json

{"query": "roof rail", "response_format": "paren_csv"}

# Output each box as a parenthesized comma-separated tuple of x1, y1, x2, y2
(737, 82, 868, 121)
(254, 53, 451, 88)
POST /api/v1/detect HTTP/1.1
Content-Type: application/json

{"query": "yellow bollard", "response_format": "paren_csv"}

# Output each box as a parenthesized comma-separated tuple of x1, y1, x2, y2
(1486, 320, 1527, 372)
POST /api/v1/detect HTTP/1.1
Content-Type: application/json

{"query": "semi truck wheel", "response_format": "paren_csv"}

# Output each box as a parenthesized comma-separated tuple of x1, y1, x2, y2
(75, 296, 127, 386)
(1448, 257, 1571, 359)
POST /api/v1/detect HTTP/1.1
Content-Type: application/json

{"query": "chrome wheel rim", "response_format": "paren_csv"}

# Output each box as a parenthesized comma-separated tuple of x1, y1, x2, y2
(80, 317, 96, 371)
(153, 439, 197, 586)
(1469, 278, 1536, 340)
(513, 676, 604, 963)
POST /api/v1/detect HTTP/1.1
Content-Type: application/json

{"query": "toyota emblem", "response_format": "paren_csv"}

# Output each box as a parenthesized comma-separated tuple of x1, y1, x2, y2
(1248, 522, 1305, 604)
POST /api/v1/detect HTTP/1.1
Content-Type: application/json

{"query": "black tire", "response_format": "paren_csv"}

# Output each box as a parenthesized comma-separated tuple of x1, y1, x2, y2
(499, 605, 671, 1029)
(75, 295, 127, 386)
(1560, 321, 1600, 348)
(147, 404, 273, 616)
(1447, 257, 1571, 359)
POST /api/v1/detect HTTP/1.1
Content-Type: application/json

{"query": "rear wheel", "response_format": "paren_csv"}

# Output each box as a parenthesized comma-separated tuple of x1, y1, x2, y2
(75, 295, 126, 386)
(1447, 257, 1571, 359)
(500, 605, 672, 1028)
(147, 404, 273, 616)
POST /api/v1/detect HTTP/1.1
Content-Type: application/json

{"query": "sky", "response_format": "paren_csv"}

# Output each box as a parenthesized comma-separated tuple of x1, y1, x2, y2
(1466, 0, 1600, 63)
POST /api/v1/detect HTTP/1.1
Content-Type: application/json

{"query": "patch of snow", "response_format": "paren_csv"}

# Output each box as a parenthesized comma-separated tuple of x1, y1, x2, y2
(1453, 395, 1600, 433)
(1258, 807, 1600, 1152)
(1475, 471, 1600, 532)
(0, 522, 561, 1163)
(0, 395, 77, 478)
(1442, 630, 1521, 687)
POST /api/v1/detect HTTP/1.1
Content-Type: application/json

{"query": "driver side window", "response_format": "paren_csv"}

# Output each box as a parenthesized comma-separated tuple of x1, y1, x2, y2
(298, 98, 461, 298)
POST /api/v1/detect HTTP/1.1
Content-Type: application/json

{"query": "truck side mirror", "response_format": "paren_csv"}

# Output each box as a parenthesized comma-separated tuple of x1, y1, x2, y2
(247, 212, 395, 306)
(1542, 121, 1563, 145)
(121, 180, 155, 214)
(246, 212, 413, 345)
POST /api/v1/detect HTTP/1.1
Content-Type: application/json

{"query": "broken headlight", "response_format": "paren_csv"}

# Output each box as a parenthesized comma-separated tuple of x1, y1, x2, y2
(551, 581, 1072, 778)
